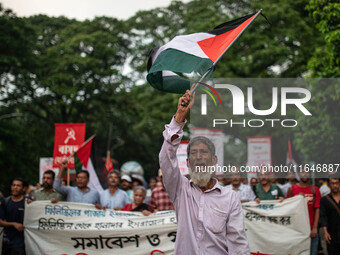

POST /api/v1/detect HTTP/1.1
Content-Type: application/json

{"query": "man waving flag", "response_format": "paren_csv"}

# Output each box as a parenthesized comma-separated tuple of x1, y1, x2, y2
(147, 10, 262, 94)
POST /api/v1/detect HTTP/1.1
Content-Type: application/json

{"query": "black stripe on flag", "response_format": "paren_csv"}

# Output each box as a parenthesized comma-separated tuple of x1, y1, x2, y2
(207, 13, 256, 35)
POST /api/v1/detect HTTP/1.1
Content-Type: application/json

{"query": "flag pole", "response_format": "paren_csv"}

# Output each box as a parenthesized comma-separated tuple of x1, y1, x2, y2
(189, 9, 263, 95)
(66, 134, 96, 161)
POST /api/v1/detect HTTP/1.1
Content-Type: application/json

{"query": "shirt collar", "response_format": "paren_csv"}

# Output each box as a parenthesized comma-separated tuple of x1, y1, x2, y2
(232, 183, 244, 191)
(190, 178, 222, 193)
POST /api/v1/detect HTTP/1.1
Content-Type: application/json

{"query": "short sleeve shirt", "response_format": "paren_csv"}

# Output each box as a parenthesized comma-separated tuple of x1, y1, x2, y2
(255, 183, 284, 200)
(0, 197, 25, 248)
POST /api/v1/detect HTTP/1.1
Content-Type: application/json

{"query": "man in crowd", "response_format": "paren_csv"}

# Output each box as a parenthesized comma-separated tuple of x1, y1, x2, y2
(287, 168, 321, 255)
(0, 178, 28, 254)
(159, 90, 249, 254)
(225, 170, 256, 202)
(99, 170, 129, 210)
(148, 169, 174, 212)
(145, 176, 157, 204)
(320, 178, 340, 255)
(120, 174, 133, 202)
(30, 170, 64, 202)
(253, 167, 284, 203)
(319, 178, 331, 197)
(250, 177, 258, 187)
(54, 160, 100, 205)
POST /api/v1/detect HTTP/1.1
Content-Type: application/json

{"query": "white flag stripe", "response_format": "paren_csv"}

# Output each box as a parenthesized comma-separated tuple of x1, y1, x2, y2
(154, 32, 214, 61)
(83, 158, 104, 193)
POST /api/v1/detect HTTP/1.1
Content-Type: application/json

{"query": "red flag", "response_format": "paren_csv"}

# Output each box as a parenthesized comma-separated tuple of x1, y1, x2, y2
(105, 150, 113, 172)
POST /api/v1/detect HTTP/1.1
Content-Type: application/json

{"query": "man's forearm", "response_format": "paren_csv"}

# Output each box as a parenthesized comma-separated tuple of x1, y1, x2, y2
(313, 208, 320, 229)
(0, 219, 15, 228)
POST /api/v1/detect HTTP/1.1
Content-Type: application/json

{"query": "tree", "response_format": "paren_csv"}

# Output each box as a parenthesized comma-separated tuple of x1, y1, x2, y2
(293, 1, 340, 164)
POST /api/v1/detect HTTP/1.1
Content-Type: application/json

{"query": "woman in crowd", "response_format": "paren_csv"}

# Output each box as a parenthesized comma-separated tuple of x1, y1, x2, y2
(122, 186, 153, 216)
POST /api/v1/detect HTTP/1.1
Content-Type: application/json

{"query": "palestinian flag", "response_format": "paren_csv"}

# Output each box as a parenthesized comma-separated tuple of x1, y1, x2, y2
(74, 135, 104, 192)
(74, 136, 94, 173)
(147, 10, 261, 94)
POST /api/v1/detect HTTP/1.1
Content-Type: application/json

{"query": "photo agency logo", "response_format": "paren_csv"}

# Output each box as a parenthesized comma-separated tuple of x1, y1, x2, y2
(198, 79, 312, 128)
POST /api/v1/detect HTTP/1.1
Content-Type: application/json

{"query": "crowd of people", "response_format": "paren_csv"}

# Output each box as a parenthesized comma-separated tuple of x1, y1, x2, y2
(0, 160, 339, 254)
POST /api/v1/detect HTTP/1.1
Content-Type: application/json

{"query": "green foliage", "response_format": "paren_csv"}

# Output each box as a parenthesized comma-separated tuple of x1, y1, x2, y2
(293, 1, 340, 164)
(306, 0, 340, 77)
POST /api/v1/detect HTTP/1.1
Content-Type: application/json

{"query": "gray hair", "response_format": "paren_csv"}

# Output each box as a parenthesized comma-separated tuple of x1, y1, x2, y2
(187, 136, 215, 156)
(107, 170, 121, 180)
(133, 185, 146, 197)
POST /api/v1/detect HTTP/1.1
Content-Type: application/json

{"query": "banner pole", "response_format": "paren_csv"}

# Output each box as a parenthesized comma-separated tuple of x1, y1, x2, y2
(67, 168, 70, 186)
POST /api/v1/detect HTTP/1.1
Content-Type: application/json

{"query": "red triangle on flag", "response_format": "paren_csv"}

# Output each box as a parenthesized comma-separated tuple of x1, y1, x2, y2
(75, 139, 92, 169)
(197, 14, 256, 62)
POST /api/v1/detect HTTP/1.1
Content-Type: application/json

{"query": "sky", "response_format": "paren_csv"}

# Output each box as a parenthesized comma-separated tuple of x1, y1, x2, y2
(1, 0, 190, 20)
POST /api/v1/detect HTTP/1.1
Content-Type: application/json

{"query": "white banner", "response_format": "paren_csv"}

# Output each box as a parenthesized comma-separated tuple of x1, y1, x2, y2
(176, 141, 189, 175)
(39, 157, 59, 183)
(247, 136, 272, 167)
(24, 201, 177, 255)
(244, 195, 310, 255)
(24, 196, 309, 255)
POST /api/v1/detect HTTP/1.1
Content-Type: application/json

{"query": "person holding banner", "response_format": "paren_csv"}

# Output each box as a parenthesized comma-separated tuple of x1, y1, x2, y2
(54, 159, 100, 205)
(287, 168, 321, 255)
(159, 90, 249, 255)
(253, 167, 285, 203)
(29, 170, 65, 202)
(0, 178, 28, 255)
(225, 170, 256, 203)
(98, 170, 130, 210)
(122, 186, 154, 215)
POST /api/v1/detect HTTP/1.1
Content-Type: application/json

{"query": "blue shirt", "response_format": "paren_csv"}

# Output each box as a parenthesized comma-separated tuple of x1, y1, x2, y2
(53, 178, 100, 205)
(100, 188, 129, 209)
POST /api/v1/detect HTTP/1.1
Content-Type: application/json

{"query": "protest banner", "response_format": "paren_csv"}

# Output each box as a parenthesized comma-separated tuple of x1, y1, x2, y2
(24, 201, 177, 255)
(247, 136, 272, 167)
(53, 123, 86, 168)
(176, 141, 189, 175)
(24, 195, 309, 255)
(244, 195, 310, 255)
(247, 136, 272, 180)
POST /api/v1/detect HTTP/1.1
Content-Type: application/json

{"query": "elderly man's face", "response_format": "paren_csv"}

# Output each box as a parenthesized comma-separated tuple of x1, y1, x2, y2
(231, 172, 241, 186)
(187, 142, 217, 187)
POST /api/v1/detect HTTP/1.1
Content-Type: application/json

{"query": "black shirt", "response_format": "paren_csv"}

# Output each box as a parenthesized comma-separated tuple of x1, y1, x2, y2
(0, 196, 25, 248)
(320, 194, 340, 234)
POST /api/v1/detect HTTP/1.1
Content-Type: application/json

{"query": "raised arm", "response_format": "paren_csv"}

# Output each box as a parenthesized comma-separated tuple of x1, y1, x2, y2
(53, 159, 70, 196)
(159, 90, 193, 202)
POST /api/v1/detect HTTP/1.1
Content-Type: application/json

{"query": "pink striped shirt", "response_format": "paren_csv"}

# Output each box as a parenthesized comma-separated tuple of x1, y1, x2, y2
(159, 117, 250, 255)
